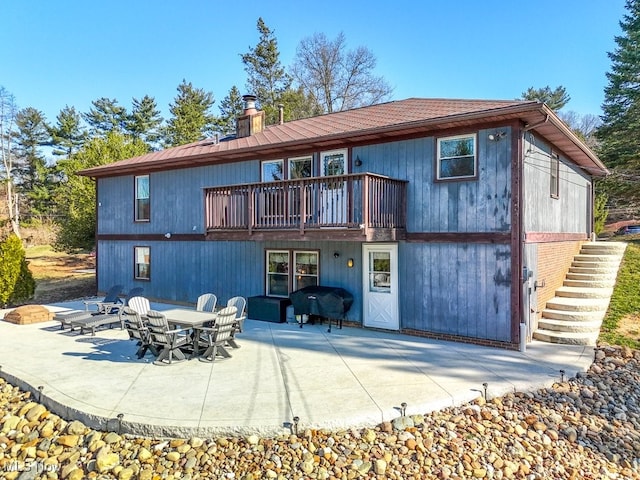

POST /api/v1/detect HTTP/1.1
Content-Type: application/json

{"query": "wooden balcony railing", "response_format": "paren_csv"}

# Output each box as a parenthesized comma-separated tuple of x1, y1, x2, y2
(204, 173, 407, 238)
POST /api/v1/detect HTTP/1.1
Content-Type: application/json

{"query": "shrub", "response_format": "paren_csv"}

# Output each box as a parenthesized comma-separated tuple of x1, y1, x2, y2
(0, 234, 36, 307)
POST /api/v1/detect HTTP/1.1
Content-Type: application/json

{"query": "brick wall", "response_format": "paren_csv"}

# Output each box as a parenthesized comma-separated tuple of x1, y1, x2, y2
(534, 240, 584, 316)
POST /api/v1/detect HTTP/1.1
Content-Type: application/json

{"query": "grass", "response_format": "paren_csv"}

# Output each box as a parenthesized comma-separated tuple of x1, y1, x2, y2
(599, 237, 640, 349)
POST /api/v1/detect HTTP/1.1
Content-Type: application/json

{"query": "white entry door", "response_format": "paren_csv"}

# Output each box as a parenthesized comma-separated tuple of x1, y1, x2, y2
(363, 244, 399, 330)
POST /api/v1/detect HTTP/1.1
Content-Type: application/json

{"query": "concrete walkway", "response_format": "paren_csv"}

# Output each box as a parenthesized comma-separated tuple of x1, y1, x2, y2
(0, 301, 595, 438)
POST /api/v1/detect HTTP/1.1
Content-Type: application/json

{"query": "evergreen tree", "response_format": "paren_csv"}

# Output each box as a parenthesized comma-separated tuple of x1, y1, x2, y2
(13, 107, 53, 220)
(597, 0, 640, 216)
(217, 86, 244, 136)
(278, 86, 323, 121)
(521, 85, 570, 111)
(49, 106, 87, 157)
(241, 18, 292, 125)
(84, 97, 128, 136)
(126, 95, 163, 149)
(164, 80, 216, 147)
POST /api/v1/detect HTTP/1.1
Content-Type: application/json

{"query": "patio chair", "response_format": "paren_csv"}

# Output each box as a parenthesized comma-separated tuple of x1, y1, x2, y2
(146, 310, 191, 365)
(123, 287, 145, 306)
(196, 293, 217, 313)
(225, 296, 246, 348)
(83, 284, 124, 314)
(128, 296, 151, 316)
(197, 306, 237, 363)
(119, 306, 156, 359)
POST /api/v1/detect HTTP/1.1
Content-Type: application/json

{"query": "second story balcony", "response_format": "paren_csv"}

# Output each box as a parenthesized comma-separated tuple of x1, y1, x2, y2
(204, 173, 408, 242)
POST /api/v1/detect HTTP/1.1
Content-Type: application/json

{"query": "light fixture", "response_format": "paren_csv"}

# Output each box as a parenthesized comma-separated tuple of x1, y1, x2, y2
(347, 258, 354, 268)
(488, 131, 507, 141)
(354, 155, 362, 167)
(334, 252, 340, 258)
(164, 232, 171, 239)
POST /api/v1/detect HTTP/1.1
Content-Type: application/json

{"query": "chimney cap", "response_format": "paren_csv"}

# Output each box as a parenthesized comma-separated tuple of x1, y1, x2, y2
(242, 94, 258, 115)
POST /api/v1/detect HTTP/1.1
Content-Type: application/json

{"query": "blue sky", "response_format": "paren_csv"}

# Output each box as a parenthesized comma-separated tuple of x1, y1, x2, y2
(1, 0, 627, 124)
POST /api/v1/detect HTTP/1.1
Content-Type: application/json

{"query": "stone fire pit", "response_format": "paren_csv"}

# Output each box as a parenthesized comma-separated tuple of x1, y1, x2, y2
(3, 305, 54, 325)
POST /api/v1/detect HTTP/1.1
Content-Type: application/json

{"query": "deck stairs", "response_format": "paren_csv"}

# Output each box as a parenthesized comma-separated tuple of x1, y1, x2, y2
(533, 241, 627, 345)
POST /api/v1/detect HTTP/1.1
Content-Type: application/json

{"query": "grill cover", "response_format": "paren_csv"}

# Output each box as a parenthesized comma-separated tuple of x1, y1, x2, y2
(289, 286, 354, 320)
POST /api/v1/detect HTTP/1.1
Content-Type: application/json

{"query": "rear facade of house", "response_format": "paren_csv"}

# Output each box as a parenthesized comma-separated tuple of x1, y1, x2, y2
(81, 98, 607, 349)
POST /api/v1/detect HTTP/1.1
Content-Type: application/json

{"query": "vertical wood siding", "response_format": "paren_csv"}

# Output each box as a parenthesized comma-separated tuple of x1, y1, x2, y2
(98, 161, 260, 235)
(400, 242, 512, 342)
(522, 133, 590, 233)
(97, 239, 363, 321)
(353, 128, 512, 233)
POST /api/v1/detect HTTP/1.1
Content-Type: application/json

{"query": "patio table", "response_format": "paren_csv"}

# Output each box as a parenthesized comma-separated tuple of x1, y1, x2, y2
(161, 308, 219, 357)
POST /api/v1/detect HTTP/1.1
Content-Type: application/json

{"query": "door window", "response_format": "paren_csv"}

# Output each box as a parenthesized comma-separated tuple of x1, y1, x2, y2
(369, 251, 391, 292)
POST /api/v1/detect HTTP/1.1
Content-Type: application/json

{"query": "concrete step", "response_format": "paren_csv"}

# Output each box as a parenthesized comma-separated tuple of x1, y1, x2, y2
(555, 286, 614, 299)
(545, 296, 609, 312)
(537, 318, 602, 333)
(565, 272, 615, 281)
(569, 265, 619, 274)
(532, 329, 598, 345)
(571, 260, 619, 272)
(573, 254, 622, 263)
(563, 278, 617, 288)
(580, 242, 627, 254)
(541, 308, 605, 322)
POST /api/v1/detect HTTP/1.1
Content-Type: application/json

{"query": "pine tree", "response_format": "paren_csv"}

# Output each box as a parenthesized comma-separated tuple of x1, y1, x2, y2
(217, 86, 244, 136)
(13, 107, 54, 220)
(84, 97, 128, 136)
(127, 95, 163, 149)
(597, 0, 640, 216)
(598, 0, 640, 168)
(241, 18, 292, 125)
(49, 106, 87, 157)
(521, 86, 570, 111)
(164, 80, 216, 147)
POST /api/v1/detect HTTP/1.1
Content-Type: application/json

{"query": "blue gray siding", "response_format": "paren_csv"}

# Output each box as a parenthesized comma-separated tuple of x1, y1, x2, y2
(399, 242, 512, 342)
(96, 127, 518, 343)
(522, 133, 591, 234)
(98, 239, 363, 322)
(353, 127, 512, 233)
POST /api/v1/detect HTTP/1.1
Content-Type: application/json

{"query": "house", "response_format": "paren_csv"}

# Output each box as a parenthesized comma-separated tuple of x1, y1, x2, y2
(79, 96, 608, 349)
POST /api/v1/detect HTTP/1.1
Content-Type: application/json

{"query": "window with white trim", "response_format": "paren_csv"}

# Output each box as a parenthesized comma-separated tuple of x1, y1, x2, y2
(266, 249, 319, 296)
(261, 160, 284, 181)
(134, 175, 150, 221)
(134, 246, 150, 280)
(437, 134, 477, 180)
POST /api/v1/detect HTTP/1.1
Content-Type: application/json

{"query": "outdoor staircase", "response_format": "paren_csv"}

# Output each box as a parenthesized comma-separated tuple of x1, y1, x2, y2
(533, 241, 627, 345)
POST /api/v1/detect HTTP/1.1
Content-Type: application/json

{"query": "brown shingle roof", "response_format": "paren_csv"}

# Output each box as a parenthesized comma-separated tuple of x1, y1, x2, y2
(79, 98, 607, 177)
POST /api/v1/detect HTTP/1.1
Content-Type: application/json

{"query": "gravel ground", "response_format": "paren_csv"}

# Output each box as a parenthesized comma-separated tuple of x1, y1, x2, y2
(0, 345, 638, 479)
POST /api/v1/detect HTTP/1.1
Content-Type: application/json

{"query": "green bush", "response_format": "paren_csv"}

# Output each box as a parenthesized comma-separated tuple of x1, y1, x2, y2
(0, 234, 36, 307)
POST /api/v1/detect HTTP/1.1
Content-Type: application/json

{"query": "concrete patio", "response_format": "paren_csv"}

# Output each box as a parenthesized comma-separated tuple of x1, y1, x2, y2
(0, 300, 595, 438)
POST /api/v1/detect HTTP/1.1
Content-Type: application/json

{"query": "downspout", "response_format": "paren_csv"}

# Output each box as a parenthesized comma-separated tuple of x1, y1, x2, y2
(93, 177, 99, 293)
(519, 114, 549, 352)
(513, 122, 526, 352)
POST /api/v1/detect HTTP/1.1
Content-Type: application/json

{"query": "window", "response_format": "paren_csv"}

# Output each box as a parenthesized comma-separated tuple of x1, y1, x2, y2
(261, 160, 284, 182)
(437, 134, 477, 180)
(550, 153, 560, 198)
(289, 156, 312, 179)
(134, 246, 150, 280)
(135, 175, 150, 221)
(294, 251, 319, 290)
(321, 149, 347, 177)
(266, 249, 319, 296)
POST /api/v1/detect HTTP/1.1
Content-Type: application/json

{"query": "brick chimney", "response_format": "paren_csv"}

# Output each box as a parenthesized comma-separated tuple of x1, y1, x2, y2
(236, 94, 265, 138)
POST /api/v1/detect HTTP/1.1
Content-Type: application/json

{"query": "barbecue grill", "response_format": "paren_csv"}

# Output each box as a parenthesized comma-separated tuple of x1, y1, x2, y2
(289, 285, 354, 332)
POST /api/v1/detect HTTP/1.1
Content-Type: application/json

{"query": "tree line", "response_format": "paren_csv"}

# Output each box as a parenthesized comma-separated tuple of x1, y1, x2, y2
(2, 2, 640, 251)
(0, 18, 393, 250)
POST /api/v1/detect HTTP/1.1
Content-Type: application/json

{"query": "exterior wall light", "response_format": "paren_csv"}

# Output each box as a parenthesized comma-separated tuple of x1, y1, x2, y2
(347, 258, 354, 268)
